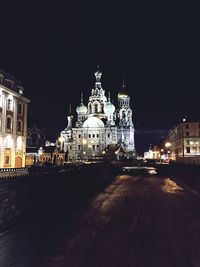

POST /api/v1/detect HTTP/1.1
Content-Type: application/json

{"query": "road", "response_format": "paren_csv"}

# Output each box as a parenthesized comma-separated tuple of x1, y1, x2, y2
(1, 173, 200, 267)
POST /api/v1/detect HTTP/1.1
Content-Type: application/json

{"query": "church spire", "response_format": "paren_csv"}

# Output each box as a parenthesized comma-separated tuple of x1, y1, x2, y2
(68, 104, 72, 115)
(94, 61, 102, 86)
(122, 75, 126, 88)
(108, 91, 111, 102)
(81, 92, 83, 103)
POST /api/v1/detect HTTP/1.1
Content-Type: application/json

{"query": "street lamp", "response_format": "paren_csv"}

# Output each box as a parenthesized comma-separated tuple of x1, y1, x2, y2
(82, 139, 87, 160)
(165, 142, 171, 160)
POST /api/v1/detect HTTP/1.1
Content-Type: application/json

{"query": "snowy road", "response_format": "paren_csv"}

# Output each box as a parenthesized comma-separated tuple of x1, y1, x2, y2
(1, 174, 200, 267)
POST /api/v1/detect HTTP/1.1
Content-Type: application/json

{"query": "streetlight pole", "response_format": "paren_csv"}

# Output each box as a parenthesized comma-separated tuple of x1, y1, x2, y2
(165, 142, 171, 161)
(82, 139, 87, 161)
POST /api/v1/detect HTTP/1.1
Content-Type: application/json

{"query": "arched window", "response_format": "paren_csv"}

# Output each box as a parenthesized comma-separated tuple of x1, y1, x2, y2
(95, 103, 98, 113)
(89, 104, 92, 114)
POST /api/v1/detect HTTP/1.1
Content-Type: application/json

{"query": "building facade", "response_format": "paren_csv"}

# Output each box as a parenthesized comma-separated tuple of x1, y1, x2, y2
(0, 69, 30, 168)
(164, 121, 200, 160)
(60, 68, 135, 161)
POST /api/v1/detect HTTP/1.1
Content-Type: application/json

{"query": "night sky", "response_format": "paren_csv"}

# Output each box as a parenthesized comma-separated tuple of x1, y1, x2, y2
(1, 1, 200, 153)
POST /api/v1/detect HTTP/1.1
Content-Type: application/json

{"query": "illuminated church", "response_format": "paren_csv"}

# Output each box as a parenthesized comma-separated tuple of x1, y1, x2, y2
(60, 68, 135, 160)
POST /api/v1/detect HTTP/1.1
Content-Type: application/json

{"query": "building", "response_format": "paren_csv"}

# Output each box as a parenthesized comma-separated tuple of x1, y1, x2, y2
(163, 121, 200, 161)
(25, 118, 46, 166)
(144, 145, 161, 160)
(59, 67, 135, 161)
(0, 69, 30, 168)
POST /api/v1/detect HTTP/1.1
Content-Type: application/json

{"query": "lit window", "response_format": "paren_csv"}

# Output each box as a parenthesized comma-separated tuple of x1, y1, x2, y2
(5, 136, 12, 148)
(16, 136, 22, 150)
(5, 156, 10, 165)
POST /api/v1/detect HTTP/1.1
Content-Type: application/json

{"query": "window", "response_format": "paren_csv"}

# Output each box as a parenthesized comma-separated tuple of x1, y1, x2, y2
(185, 124, 189, 129)
(186, 140, 190, 145)
(18, 103, 22, 115)
(17, 120, 22, 132)
(6, 117, 12, 130)
(89, 134, 91, 138)
(7, 99, 12, 111)
(93, 145, 95, 150)
(93, 134, 95, 138)
(4, 148, 11, 165)
(186, 147, 190, 153)
(5, 156, 10, 165)
(78, 134, 81, 138)
(186, 132, 189, 137)
(69, 146, 72, 150)
(96, 145, 99, 149)
(107, 133, 110, 138)
(78, 145, 81, 150)
(97, 134, 99, 138)
(95, 104, 98, 113)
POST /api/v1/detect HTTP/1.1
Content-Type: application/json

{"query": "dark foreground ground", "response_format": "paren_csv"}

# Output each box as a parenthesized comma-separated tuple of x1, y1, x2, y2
(1, 169, 200, 267)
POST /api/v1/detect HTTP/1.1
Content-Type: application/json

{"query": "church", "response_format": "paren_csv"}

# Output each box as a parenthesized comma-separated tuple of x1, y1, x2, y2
(59, 68, 135, 161)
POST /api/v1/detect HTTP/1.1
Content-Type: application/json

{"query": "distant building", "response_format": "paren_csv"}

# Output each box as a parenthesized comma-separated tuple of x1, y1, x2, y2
(59, 67, 136, 161)
(0, 69, 30, 168)
(144, 145, 161, 160)
(164, 121, 200, 161)
(25, 118, 46, 166)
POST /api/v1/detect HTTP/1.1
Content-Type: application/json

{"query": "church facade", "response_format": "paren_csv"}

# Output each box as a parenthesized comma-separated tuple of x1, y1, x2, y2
(60, 68, 135, 161)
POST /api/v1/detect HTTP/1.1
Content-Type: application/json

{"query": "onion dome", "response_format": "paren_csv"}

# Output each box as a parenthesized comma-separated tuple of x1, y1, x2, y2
(76, 103, 87, 114)
(83, 116, 104, 128)
(104, 92, 115, 114)
(76, 93, 87, 114)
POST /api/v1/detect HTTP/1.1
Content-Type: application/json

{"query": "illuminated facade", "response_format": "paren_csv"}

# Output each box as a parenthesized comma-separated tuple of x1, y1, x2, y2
(164, 121, 200, 160)
(60, 68, 135, 160)
(0, 69, 30, 168)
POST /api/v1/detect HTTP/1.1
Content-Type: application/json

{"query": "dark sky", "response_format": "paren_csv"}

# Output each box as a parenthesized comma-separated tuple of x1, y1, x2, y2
(1, 1, 200, 153)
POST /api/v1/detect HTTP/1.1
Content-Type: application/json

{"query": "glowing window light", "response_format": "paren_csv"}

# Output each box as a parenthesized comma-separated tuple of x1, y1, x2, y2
(5, 136, 12, 148)
(16, 136, 22, 150)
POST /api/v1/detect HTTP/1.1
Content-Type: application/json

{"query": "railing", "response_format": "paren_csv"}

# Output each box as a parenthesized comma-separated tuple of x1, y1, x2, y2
(0, 168, 29, 178)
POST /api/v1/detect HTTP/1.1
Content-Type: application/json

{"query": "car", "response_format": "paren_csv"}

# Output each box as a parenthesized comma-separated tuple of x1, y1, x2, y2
(121, 166, 157, 175)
